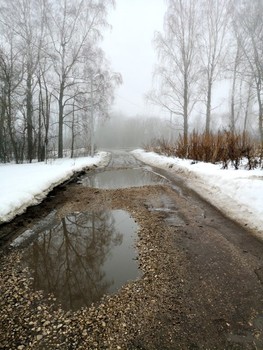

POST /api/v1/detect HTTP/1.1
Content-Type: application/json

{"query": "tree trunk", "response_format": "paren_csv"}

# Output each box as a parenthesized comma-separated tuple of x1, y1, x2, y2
(71, 103, 75, 158)
(26, 70, 34, 162)
(42, 77, 51, 162)
(230, 46, 240, 134)
(90, 75, 94, 157)
(183, 73, 188, 155)
(205, 78, 212, 135)
(58, 80, 64, 158)
(7, 90, 19, 163)
(38, 86, 42, 161)
(44, 93, 51, 162)
(243, 82, 252, 138)
(0, 89, 6, 162)
(256, 81, 263, 148)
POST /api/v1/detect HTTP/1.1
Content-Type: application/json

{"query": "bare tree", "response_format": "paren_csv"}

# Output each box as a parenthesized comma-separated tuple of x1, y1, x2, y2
(0, 0, 48, 162)
(198, 0, 230, 134)
(234, 0, 263, 147)
(0, 27, 25, 163)
(0, 0, 119, 162)
(148, 0, 200, 153)
(45, 0, 114, 158)
(228, 38, 255, 135)
(36, 59, 52, 161)
(228, 39, 240, 133)
(63, 43, 121, 157)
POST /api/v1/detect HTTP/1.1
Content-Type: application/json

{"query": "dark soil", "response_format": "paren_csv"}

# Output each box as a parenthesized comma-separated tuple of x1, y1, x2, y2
(1, 164, 263, 349)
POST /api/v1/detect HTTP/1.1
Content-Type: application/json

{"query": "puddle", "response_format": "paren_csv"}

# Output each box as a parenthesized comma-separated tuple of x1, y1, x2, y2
(17, 210, 139, 310)
(227, 314, 263, 347)
(81, 168, 168, 189)
(146, 194, 178, 212)
(164, 215, 186, 227)
(146, 194, 187, 227)
(254, 314, 263, 329)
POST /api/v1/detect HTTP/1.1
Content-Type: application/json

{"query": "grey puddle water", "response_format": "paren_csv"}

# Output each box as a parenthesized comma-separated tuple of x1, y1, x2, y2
(11, 166, 171, 310)
(81, 167, 168, 189)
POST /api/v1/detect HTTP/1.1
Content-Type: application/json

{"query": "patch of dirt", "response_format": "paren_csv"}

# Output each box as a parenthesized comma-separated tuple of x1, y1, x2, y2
(1, 179, 263, 349)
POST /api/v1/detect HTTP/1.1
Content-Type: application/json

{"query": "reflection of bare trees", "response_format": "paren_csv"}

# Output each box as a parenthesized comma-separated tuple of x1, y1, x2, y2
(23, 211, 123, 310)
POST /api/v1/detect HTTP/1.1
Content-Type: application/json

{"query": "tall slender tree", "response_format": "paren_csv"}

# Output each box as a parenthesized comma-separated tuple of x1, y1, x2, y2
(149, 0, 200, 153)
(45, 0, 114, 158)
(0, 0, 47, 162)
(234, 0, 263, 147)
(198, 0, 230, 134)
(0, 0, 118, 162)
(0, 27, 25, 163)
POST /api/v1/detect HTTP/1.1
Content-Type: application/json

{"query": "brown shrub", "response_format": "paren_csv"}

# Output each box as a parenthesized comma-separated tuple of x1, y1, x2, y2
(145, 131, 261, 170)
(143, 137, 176, 157)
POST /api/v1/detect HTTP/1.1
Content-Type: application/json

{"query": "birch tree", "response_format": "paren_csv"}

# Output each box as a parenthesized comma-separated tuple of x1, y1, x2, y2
(0, 28, 25, 163)
(198, 0, 230, 134)
(45, 0, 114, 158)
(67, 48, 121, 157)
(234, 0, 263, 147)
(36, 56, 52, 161)
(229, 40, 241, 133)
(0, 0, 47, 162)
(149, 0, 200, 153)
(0, 0, 119, 162)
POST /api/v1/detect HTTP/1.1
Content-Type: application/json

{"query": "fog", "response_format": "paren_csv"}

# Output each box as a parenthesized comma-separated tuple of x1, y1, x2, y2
(95, 113, 178, 150)
(101, 0, 166, 117)
(94, 104, 258, 151)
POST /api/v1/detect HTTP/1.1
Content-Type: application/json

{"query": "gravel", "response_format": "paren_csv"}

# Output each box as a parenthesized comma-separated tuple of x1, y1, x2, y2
(1, 183, 263, 349)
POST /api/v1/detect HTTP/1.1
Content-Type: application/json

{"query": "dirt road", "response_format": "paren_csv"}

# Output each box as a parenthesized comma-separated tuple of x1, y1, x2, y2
(1, 151, 263, 349)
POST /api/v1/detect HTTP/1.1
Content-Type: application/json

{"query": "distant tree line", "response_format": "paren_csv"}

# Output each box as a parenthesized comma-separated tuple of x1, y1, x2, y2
(95, 113, 177, 150)
(148, 0, 263, 154)
(0, 0, 121, 163)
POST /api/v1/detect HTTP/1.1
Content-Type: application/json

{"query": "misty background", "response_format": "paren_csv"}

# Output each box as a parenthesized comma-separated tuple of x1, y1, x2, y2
(0, 0, 262, 162)
(98, 0, 261, 151)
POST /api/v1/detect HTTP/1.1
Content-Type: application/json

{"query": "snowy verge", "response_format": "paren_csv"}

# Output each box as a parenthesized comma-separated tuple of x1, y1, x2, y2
(0, 152, 110, 224)
(131, 149, 263, 239)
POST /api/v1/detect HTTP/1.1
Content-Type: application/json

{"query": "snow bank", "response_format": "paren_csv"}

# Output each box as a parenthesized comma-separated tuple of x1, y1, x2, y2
(0, 152, 110, 223)
(132, 149, 263, 239)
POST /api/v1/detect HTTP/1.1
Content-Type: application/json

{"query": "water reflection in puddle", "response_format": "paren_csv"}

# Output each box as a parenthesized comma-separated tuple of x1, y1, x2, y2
(19, 210, 139, 310)
(82, 168, 168, 189)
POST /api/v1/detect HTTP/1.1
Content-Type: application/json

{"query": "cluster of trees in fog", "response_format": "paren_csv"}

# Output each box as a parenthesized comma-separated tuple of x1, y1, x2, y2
(148, 0, 263, 149)
(0, 0, 121, 163)
(95, 113, 177, 150)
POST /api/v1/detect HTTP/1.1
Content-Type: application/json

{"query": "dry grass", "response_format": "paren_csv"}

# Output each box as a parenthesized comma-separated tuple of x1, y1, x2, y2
(145, 131, 262, 170)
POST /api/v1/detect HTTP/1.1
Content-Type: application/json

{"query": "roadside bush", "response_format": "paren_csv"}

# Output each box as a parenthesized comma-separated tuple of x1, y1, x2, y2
(143, 137, 176, 157)
(145, 131, 262, 169)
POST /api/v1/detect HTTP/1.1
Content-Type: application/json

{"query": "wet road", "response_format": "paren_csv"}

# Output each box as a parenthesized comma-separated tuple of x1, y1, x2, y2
(107, 150, 142, 168)
(1, 150, 263, 349)
(100, 150, 263, 348)
(108, 151, 263, 264)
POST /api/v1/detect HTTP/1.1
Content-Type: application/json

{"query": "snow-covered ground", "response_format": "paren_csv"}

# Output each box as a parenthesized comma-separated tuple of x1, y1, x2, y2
(0, 152, 110, 223)
(132, 149, 263, 240)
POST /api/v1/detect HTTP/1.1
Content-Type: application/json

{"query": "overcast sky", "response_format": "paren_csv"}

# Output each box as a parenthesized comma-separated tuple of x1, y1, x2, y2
(102, 0, 166, 117)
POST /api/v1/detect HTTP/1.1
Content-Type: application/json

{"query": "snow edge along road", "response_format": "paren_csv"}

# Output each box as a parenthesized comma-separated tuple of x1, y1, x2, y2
(131, 149, 263, 240)
(0, 152, 111, 224)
